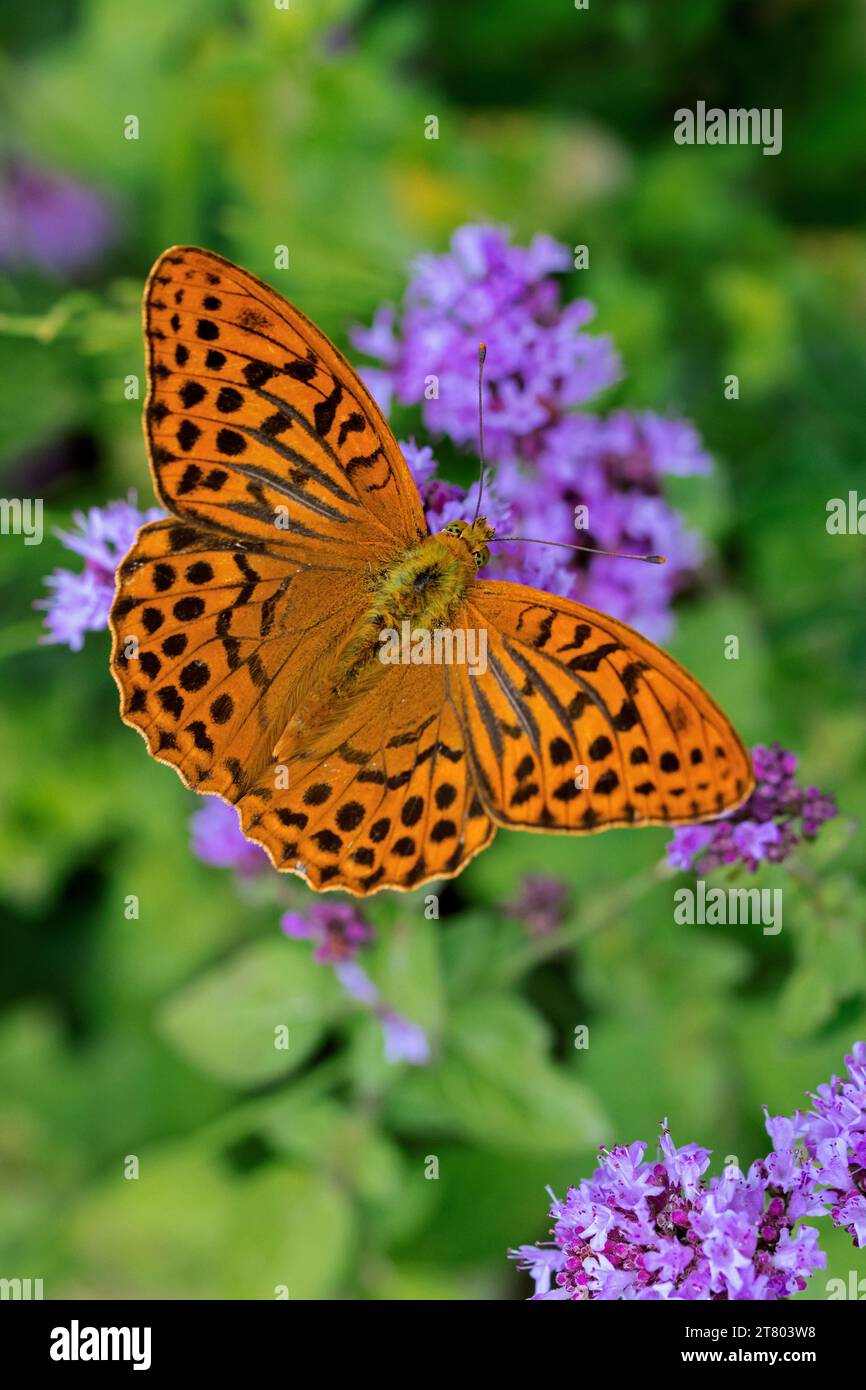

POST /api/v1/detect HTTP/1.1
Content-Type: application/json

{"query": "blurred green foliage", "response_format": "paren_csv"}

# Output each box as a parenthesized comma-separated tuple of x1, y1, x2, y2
(1, 0, 865, 1299)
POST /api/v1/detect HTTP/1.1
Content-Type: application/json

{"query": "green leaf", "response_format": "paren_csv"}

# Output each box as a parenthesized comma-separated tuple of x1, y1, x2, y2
(387, 995, 607, 1154)
(670, 592, 771, 743)
(221, 1165, 352, 1300)
(803, 814, 859, 872)
(53, 1147, 352, 1299)
(55, 1148, 232, 1298)
(261, 1094, 402, 1205)
(368, 1265, 478, 1300)
(440, 909, 525, 998)
(778, 966, 836, 1040)
(159, 939, 343, 1086)
(260, 1090, 431, 1246)
(368, 912, 445, 1034)
(734, 1003, 866, 1130)
(791, 876, 866, 1004)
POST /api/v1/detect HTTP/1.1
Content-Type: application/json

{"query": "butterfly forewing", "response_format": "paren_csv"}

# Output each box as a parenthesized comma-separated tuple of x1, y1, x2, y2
(111, 518, 368, 800)
(458, 581, 753, 832)
(143, 246, 427, 564)
(111, 246, 430, 820)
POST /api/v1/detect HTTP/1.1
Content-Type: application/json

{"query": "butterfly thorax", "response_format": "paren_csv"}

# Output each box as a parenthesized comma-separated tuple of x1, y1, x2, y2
(373, 520, 493, 623)
(272, 522, 493, 764)
(342, 526, 485, 672)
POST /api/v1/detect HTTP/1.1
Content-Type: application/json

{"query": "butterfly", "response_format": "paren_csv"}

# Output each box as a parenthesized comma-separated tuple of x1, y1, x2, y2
(110, 247, 753, 895)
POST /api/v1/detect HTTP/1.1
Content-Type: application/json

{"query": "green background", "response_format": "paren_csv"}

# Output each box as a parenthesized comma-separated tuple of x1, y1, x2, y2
(1, 0, 864, 1299)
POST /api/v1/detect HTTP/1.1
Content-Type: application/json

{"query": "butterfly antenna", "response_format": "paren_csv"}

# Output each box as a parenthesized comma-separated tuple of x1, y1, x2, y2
(471, 343, 487, 525)
(490, 536, 666, 565)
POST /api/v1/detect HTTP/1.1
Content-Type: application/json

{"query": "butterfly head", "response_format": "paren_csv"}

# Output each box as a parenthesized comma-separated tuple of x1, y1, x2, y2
(442, 516, 495, 571)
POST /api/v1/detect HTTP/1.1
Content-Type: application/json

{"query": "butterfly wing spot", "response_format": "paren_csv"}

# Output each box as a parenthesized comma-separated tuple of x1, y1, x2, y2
(669, 703, 690, 732)
(237, 308, 271, 331)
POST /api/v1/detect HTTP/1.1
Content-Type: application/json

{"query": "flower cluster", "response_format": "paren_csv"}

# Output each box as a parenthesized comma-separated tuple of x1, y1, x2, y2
(36, 495, 164, 651)
(0, 157, 114, 277)
(511, 1043, 866, 1300)
(352, 223, 711, 640)
(281, 903, 430, 1066)
(282, 901, 373, 964)
(667, 742, 838, 874)
(795, 1042, 866, 1248)
(512, 1132, 824, 1301)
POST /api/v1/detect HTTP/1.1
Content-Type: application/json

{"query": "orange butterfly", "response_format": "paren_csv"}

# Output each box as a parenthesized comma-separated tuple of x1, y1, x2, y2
(110, 247, 753, 894)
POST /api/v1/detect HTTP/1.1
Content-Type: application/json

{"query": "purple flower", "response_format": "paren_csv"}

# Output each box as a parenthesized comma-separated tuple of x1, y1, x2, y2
(333, 958, 380, 1006)
(488, 412, 708, 642)
(353, 223, 712, 638)
(504, 874, 571, 936)
(508, 1244, 568, 1298)
(666, 742, 838, 874)
(189, 797, 270, 876)
(35, 495, 164, 650)
(794, 1042, 866, 1247)
(513, 1125, 826, 1301)
(282, 908, 430, 1066)
(0, 158, 114, 276)
(357, 223, 619, 462)
(35, 566, 117, 652)
(281, 902, 373, 964)
(400, 437, 438, 490)
(381, 1010, 431, 1065)
(637, 413, 713, 477)
(732, 820, 783, 862)
(513, 1045, 866, 1301)
(399, 437, 512, 538)
(666, 825, 716, 872)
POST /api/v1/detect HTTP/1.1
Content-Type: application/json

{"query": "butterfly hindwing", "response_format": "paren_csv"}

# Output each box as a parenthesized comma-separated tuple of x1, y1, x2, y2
(234, 661, 495, 893)
(457, 581, 753, 832)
